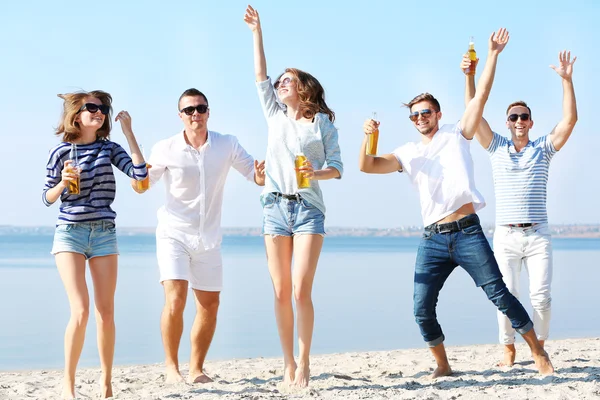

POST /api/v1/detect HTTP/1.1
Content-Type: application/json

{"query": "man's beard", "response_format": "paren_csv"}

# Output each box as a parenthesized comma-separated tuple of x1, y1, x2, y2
(419, 125, 435, 135)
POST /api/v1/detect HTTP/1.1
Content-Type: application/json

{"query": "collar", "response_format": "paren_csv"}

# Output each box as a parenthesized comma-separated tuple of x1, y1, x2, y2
(174, 129, 212, 151)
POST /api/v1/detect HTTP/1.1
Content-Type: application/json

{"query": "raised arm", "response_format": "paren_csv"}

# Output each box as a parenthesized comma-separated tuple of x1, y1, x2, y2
(115, 111, 145, 167)
(358, 118, 402, 174)
(460, 53, 494, 148)
(549, 50, 578, 151)
(244, 5, 267, 82)
(460, 28, 509, 140)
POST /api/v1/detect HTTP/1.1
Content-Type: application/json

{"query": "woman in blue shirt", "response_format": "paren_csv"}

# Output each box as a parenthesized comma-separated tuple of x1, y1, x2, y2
(244, 5, 343, 388)
(43, 90, 147, 399)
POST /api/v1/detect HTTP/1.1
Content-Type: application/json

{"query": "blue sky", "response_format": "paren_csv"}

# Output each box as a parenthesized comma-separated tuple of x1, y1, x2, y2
(1, 0, 598, 228)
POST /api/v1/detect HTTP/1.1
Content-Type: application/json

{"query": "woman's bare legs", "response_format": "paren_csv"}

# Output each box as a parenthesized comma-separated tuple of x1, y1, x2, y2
(56, 252, 89, 399)
(89, 255, 118, 398)
(291, 234, 323, 387)
(264, 236, 295, 384)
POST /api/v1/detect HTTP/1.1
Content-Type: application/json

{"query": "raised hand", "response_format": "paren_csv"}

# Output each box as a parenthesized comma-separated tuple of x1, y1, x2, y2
(550, 50, 576, 81)
(363, 118, 380, 136)
(460, 53, 478, 75)
(489, 28, 509, 54)
(244, 5, 261, 32)
(115, 110, 133, 136)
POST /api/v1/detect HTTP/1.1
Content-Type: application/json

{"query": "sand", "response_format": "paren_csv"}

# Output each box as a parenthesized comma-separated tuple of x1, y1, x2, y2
(2, 337, 599, 399)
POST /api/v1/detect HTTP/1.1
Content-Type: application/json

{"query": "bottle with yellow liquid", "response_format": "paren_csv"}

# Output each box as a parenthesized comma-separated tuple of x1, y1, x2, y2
(66, 143, 80, 195)
(466, 36, 477, 76)
(136, 144, 150, 191)
(366, 111, 379, 156)
(295, 138, 310, 189)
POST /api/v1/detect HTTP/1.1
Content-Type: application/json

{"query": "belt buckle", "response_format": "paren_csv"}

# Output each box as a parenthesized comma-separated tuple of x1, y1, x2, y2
(437, 223, 454, 234)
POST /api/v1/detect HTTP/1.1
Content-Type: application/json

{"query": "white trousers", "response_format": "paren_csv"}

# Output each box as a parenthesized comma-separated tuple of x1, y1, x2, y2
(493, 223, 553, 344)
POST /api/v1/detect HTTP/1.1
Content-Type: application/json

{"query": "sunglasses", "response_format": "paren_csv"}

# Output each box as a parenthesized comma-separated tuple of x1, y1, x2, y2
(507, 113, 530, 122)
(274, 77, 293, 89)
(409, 109, 437, 122)
(180, 104, 209, 115)
(80, 103, 110, 115)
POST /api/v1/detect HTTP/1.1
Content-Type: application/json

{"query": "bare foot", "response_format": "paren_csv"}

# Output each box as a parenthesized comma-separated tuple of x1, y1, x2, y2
(430, 365, 452, 379)
(533, 350, 554, 376)
(293, 363, 310, 388)
(62, 377, 75, 399)
(100, 373, 113, 398)
(165, 366, 185, 384)
(497, 344, 516, 367)
(283, 362, 297, 386)
(188, 371, 214, 384)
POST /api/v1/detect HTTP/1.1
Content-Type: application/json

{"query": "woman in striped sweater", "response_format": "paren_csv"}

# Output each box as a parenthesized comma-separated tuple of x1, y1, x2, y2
(42, 90, 147, 399)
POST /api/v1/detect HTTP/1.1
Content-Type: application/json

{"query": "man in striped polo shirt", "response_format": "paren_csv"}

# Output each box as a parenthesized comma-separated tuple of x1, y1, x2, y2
(462, 51, 578, 366)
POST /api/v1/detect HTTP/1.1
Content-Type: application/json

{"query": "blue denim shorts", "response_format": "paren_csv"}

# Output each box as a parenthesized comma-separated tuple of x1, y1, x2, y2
(51, 221, 119, 259)
(262, 192, 325, 236)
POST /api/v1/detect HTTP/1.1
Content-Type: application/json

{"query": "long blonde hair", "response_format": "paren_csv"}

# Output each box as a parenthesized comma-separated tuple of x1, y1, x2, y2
(276, 68, 335, 122)
(56, 90, 113, 142)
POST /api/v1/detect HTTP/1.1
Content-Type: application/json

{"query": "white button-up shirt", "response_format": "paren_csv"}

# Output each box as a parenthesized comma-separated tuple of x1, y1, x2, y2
(148, 130, 255, 250)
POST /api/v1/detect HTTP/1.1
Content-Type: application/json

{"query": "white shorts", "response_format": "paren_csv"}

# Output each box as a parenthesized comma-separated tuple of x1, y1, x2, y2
(156, 230, 223, 292)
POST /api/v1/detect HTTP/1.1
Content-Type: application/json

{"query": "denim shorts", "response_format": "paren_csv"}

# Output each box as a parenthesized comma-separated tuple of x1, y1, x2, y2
(51, 221, 119, 259)
(262, 192, 325, 236)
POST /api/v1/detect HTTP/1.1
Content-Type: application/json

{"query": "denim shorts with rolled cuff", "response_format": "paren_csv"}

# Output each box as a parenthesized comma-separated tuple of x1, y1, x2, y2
(51, 221, 119, 259)
(262, 192, 325, 237)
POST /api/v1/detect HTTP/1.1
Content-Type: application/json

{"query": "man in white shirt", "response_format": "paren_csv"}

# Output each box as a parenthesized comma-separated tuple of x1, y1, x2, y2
(358, 29, 554, 378)
(134, 88, 265, 384)
(461, 51, 577, 366)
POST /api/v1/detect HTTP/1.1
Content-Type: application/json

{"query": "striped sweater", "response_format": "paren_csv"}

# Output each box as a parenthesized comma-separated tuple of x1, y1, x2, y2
(43, 139, 148, 225)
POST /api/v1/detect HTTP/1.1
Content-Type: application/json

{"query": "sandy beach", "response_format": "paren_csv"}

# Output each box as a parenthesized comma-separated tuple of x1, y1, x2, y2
(1, 337, 599, 399)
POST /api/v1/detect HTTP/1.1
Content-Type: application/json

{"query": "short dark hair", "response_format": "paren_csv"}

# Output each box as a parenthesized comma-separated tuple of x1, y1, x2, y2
(506, 101, 532, 118)
(178, 88, 209, 110)
(404, 93, 441, 112)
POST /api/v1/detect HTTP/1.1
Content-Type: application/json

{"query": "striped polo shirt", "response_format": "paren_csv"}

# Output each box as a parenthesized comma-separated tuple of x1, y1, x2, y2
(43, 139, 148, 225)
(487, 132, 557, 225)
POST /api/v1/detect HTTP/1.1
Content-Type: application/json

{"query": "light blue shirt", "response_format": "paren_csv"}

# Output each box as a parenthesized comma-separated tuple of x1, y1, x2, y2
(256, 78, 343, 214)
(487, 132, 557, 225)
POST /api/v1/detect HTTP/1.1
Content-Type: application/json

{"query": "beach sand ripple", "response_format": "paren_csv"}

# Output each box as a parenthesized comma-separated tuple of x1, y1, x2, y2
(1, 338, 599, 399)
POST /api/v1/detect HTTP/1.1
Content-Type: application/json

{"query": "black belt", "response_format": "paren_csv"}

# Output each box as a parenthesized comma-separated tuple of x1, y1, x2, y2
(507, 223, 534, 228)
(425, 214, 480, 234)
(272, 192, 301, 201)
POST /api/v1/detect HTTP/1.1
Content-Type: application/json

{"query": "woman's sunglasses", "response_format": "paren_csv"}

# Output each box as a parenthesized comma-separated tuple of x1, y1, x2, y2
(409, 109, 437, 122)
(507, 113, 530, 122)
(274, 77, 293, 89)
(180, 104, 209, 115)
(80, 103, 110, 115)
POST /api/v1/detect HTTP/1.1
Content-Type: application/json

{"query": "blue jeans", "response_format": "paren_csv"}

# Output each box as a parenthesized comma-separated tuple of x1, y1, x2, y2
(414, 214, 533, 347)
(51, 221, 119, 259)
(262, 192, 325, 236)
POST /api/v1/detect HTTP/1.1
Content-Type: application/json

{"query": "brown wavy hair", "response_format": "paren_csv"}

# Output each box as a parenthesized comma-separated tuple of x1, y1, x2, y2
(56, 90, 113, 142)
(276, 68, 335, 122)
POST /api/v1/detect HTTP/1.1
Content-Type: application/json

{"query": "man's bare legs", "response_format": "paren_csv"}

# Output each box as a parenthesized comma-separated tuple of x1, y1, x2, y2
(56, 253, 89, 399)
(264, 236, 296, 385)
(188, 290, 220, 383)
(521, 331, 553, 374)
(291, 234, 323, 387)
(161, 280, 188, 383)
(89, 255, 118, 398)
(429, 343, 453, 379)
